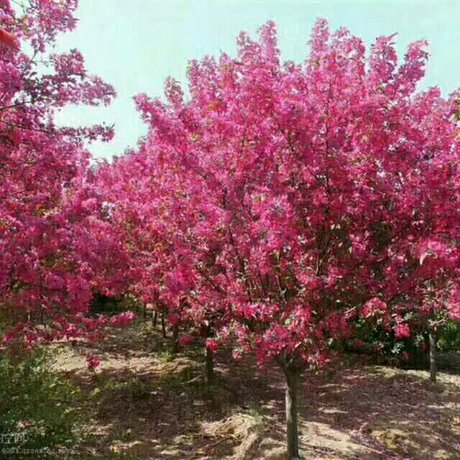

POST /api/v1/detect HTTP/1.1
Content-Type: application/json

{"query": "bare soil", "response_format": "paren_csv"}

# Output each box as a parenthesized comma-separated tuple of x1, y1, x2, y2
(51, 321, 460, 460)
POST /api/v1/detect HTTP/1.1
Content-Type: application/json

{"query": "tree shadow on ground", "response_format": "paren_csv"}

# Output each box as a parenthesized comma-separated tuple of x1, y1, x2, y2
(54, 323, 275, 459)
(296, 361, 460, 460)
(52, 323, 460, 459)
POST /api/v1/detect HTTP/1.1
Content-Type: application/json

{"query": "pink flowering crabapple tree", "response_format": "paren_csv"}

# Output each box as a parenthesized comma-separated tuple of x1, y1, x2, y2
(113, 19, 459, 458)
(0, 0, 131, 350)
(97, 141, 228, 382)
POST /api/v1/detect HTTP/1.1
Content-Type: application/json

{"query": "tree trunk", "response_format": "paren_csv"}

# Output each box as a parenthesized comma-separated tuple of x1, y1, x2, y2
(205, 347, 214, 384)
(161, 312, 167, 338)
(172, 323, 179, 354)
(152, 310, 158, 327)
(429, 329, 437, 382)
(284, 367, 301, 459)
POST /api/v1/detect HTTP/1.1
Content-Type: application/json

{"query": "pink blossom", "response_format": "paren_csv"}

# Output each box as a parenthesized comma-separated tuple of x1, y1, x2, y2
(394, 323, 411, 339)
(363, 298, 388, 318)
(110, 311, 136, 327)
(0, 28, 19, 49)
(402, 351, 411, 362)
(86, 355, 100, 370)
(178, 335, 194, 347)
(205, 338, 219, 352)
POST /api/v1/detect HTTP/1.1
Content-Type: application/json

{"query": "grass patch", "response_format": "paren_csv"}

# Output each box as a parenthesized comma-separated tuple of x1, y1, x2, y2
(0, 348, 86, 458)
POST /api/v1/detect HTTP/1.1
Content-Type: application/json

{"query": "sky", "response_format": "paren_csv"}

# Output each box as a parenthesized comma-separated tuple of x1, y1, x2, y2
(54, 0, 460, 160)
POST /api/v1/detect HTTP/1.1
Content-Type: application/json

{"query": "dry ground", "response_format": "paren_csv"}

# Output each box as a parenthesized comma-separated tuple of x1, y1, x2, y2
(51, 321, 460, 460)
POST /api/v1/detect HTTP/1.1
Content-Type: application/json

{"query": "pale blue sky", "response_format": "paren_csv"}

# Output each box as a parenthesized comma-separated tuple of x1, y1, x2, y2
(54, 0, 460, 160)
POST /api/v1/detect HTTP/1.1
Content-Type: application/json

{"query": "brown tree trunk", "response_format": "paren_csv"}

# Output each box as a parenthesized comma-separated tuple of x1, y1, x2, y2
(205, 347, 214, 384)
(429, 329, 437, 382)
(172, 323, 179, 354)
(283, 366, 301, 459)
(161, 311, 167, 338)
(152, 310, 158, 327)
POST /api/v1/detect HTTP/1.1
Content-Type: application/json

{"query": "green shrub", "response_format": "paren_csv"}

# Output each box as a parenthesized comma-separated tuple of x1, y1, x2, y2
(349, 315, 460, 367)
(348, 315, 428, 367)
(89, 292, 124, 316)
(438, 320, 460, 352)
(89, 292, 143, 318)
(0, 348, 84, 459)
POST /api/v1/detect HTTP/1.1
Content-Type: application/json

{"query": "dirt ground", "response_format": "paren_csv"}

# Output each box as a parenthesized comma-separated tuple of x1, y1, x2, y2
(51, 321, 460, 460)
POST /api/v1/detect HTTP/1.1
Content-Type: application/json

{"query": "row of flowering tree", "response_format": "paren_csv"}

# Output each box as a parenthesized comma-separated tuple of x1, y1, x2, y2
(0, 0, 131, 351)
(1, 1, 458, 457)
(99, 20, 459, 458)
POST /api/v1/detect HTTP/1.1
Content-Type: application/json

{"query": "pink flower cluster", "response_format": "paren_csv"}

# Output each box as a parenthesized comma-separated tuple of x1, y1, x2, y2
(394, 322, 412, 340)
(110, 311, 136, 327)
(86, 355, 101, 370)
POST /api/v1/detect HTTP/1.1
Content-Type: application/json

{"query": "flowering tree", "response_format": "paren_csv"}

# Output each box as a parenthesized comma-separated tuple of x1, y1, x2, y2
(0, 0, 130, 349)
(97, 143, 228, 381)
(116, 19, 459, 457)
